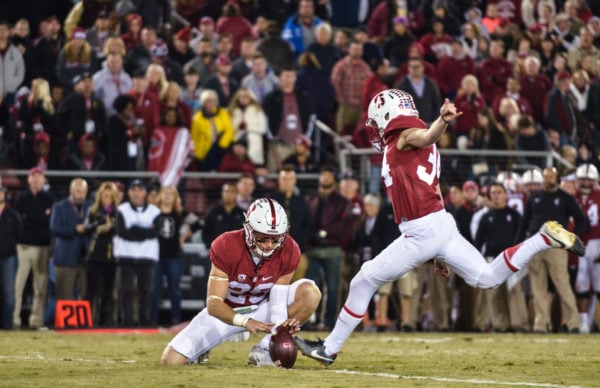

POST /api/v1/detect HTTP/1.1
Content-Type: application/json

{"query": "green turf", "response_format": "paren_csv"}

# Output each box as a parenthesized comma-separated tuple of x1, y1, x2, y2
(0, 331, 598, 387)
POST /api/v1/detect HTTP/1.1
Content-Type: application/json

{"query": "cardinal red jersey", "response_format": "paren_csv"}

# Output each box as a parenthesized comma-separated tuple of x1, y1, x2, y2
(210, 230, 301, 308)
(576, 189, 600, 243)
(382, 131, 444, 224)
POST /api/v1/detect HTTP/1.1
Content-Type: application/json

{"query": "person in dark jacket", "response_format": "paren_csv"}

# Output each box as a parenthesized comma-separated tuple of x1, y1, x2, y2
(0, 184, 23, 329)
(304, 168, 352, 330)
(296, 51, 335, 128)
(202, 182, 245, 249)
(84, 181, 119, 327)
(106, 94, 144, 171)
(13, 167, 54, 329)
(394, 57, 442, 125)
(270, 165, 312, 252)
(50, 178, 92, 301)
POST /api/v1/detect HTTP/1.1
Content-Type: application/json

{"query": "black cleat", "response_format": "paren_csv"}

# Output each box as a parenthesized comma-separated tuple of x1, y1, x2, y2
(293, 336, 337, 366)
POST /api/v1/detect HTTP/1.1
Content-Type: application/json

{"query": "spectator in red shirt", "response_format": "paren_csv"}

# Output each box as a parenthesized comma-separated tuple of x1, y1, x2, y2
(453, 74, 487, 139)
(478, 39, 514, 105)
(520, 56, 553, 125)
(492, 76, 533, 119)
(437, 39, 476, 99)
(418, 16, 452, 65)
(120, 13, 142, 52)
(218, 139, 256, 174)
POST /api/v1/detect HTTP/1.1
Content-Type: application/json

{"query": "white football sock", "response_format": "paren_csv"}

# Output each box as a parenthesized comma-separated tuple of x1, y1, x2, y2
(324, 270, 378, 355)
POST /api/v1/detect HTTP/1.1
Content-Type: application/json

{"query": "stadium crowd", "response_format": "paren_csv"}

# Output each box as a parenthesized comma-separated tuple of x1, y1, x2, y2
(1, 0, 600, 334)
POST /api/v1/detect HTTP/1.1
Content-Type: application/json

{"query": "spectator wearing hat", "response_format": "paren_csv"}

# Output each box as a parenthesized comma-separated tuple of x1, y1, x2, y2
(56, 27, 96, 90)
(478, 39, 513, 105)
(125, 26, 158, 76)
(283, 134, 317, 173)
(92, 52, 133, 115)
(256, 22, 295, 76)
(0, 182, 22, 329)
(150, 41, 185, 87)
(331, 40, 372, 134)
(169, 27, 195, 67)
(56, 71, 107, 154)
(120, 13, 142, 52)
(201, 54, 239, 108)
(546, 70, 579, 146)
(85, 11, 115, 61)
(550, 12, 580, 53)
(26, 131, 61, 171)
(436, 39, 476, 99)
(114, 178, 161, 327)
(418, 16, 452, 65)
(50, 178, 92, 301)
(33, 16, 64, 87)
(0, 20, 25, 105)
(191, 89, 234, 171)
(189, 16, 219, 54)
(282, 0, 322, 57)
(228, 87, 267, 166)
(216, 2, 255, 57)
(383, 16, 415, 70)
(13, 168, 54, 329)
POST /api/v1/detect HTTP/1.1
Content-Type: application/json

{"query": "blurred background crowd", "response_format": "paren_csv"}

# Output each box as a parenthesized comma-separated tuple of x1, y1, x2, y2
(1, 0, 600, 334)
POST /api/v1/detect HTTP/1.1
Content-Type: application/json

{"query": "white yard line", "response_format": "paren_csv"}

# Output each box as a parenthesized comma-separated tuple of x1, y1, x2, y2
(329, 369, 584, 388)
(0, 354, 137, 364)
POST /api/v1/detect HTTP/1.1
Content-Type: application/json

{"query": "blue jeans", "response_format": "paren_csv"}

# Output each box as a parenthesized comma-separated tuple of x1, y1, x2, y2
(305, 252, 341, 329)
(151, 256, 185, 324)
(0, 255, 17, 329)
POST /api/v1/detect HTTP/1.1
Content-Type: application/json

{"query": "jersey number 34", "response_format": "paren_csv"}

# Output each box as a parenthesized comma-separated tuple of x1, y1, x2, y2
(382, 144, 441, 187)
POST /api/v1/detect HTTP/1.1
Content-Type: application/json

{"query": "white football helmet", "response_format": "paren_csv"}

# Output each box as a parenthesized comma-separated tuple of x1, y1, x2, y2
(521, 169, 543, 185)
(366, 89, 419, 150)
(244, 198, 289, 258)
(497, 171, 521, 192)
(575, 163, 599, 181)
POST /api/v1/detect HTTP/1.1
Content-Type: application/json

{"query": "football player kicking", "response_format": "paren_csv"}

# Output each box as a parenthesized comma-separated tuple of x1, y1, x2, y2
(294, 89, 586, 366)
(161, 198, 321, 366)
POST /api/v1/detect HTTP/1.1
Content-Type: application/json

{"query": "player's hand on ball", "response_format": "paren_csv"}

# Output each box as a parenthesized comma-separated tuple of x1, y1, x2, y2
(278, 318, 301, 334)
(245, 319, 275, 334)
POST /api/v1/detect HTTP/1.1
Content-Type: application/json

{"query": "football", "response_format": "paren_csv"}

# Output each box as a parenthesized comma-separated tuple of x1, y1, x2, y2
(268, 325, 298, 369)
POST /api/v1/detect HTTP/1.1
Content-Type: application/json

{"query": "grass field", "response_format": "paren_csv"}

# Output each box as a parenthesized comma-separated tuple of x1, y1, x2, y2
(1, 330, 599, 388)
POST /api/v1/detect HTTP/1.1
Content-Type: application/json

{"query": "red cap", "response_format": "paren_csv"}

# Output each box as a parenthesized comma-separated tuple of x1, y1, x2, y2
(294, 135, 312, 148)
(200, 16, 214, 26)
(216, 54, 232, 66)
(34, 131, 50, 145)
(29, 167, 45, 176)
(175, 26, 192, 43)
(556, 70, 572, 81)
(409, 42, 424, 57)
(462, 180, 479, 192)
(71, 27, 86, 40)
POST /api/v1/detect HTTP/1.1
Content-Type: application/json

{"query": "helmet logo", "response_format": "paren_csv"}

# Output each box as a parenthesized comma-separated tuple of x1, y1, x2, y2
(375, 93, 386, 108)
